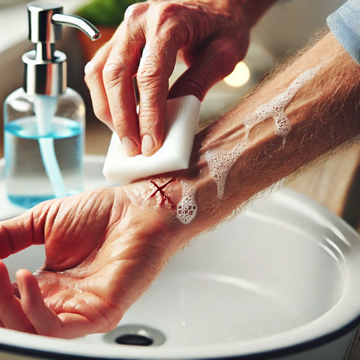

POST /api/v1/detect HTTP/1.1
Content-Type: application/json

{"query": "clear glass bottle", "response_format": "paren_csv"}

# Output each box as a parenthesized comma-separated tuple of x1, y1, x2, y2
(4, 88, 85, 208)
(3, 3, 100, 208)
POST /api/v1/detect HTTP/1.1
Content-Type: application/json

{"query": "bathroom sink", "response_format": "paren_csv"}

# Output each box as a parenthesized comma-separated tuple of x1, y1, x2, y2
(1, 156, 360, 359)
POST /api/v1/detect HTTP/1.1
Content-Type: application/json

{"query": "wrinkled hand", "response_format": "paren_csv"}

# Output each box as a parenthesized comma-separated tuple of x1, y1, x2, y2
(85, 0, 250, 156)
(0, 184, 178, 338)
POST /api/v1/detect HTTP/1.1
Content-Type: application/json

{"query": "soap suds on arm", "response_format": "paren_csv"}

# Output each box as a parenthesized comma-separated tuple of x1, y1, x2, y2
(205, 65, 322, 199)
(176, 180, 198, 225)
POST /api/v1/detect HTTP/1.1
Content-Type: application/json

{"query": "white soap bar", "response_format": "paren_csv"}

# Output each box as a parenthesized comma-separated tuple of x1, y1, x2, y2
(103, 95, 201, 185)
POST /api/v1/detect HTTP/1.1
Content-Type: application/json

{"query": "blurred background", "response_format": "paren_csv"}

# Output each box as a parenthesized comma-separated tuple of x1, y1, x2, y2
(1, 0, 360, 230)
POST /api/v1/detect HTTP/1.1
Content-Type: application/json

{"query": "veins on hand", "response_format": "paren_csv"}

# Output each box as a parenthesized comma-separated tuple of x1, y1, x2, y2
(148, 178, 175, 208)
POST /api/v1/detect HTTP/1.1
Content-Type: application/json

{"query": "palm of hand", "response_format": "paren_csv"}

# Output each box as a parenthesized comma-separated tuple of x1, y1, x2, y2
(0, 185, 171, 338)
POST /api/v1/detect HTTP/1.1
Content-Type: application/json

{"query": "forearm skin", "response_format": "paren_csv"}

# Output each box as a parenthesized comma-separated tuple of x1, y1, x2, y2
(125, 32, 360, 255)
(194, 32, 360, 227)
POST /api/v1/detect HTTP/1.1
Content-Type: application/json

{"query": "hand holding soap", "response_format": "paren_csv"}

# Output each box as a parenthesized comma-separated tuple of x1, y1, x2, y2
(103, 95, 201, 185)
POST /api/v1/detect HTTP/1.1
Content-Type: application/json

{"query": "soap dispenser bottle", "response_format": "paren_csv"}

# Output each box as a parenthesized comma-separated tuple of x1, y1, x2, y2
(3, 3, 100, 208)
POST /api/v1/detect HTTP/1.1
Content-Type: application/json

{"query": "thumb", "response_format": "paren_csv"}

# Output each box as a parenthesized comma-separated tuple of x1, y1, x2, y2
(169, 38, 247, 100)
(0, 203, 51, 259)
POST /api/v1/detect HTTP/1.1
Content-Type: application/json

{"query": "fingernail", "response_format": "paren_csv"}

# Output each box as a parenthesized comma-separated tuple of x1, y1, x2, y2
(141, 134, 156, 155)
(122, 137, 138, 156)
(84, 61, 94, 75)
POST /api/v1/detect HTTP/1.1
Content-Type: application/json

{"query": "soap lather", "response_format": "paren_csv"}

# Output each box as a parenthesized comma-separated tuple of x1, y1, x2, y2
(3, 3, 100, 208)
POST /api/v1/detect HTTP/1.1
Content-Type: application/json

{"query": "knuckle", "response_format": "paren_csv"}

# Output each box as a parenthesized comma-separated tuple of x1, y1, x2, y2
(152, 2, 179, 19)
(124, 2, 147, 21)
(149, 2, 184, 31)
(140, 90, 162, 110)
(103, 60, 126, 90)
(139, 93, 164, 119)
(139, 108, 158, 127)
(103, 61, 126, 80)
(137, 62, 164, 84)
(84, 63, 101, 85)
(148, 3, 187, 44)
(139, 112, 164, 135)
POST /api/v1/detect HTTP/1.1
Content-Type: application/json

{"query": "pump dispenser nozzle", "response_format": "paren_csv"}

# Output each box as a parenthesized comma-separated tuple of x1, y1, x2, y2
(24, 2, 100, 96)
(52, 14, 101, 41)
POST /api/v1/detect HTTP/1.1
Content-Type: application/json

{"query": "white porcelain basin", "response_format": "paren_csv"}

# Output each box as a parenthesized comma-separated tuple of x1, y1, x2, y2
(1, 157, 360, 360)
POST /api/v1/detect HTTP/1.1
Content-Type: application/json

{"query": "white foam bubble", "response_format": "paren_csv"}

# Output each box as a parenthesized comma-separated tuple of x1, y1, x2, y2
(205, 66, 322, 198)
(176, 181, 198, 224)
(205, 132, 249, 199)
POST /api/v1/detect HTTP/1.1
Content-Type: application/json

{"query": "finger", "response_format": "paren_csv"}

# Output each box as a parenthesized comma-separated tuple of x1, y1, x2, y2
(85, 41, 114, 130)
(103, 3, 149, 156)
(137, 39, 178, 156)
(56, 313, 97, 339)
(17, 271, 96, 338)
(18, 269, 111, 339)
(136, 2, 197, 156)
(45, 290, 115, 338)
(0, 202, 51, 259)
(0, 262, 36, 333)
(169, 37, 247, 101)
(16, 269, 62, 337)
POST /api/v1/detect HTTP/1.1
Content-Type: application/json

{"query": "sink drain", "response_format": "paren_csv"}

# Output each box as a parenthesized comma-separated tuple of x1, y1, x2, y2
(104, 325, 166, 347)
(115, 334, 153, 346)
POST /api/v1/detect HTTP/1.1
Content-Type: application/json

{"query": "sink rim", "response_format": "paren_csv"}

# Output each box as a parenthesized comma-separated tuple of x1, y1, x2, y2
(0, 157, 360, 359)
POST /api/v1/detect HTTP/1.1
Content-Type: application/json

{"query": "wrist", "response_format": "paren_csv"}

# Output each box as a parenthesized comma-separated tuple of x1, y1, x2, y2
(121, 178, 190, 252)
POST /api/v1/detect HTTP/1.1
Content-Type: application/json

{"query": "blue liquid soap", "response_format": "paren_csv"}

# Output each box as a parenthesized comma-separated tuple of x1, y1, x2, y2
(5, 116, 83, 208)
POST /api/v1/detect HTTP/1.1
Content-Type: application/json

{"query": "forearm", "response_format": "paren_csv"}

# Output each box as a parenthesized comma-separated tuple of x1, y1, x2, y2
(187, 32, 360, 232)
(126, 31, 360, 253)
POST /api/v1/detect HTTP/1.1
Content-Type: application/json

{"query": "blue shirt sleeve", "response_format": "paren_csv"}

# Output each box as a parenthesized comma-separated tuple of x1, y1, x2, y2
(327, 0, 360, 64)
